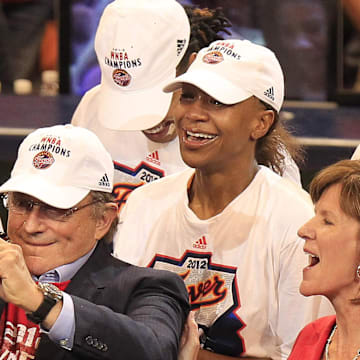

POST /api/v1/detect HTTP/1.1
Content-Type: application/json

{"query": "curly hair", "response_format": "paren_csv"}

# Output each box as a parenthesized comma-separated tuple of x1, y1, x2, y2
(177, 6, 232, 75)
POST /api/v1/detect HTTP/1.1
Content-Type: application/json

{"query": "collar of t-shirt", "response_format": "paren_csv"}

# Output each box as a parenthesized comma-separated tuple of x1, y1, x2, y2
(32, 244, 96, 283)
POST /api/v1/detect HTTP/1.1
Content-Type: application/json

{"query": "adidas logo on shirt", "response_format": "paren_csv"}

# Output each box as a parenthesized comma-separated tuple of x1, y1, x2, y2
(264, 86, 275, 101)
(193, 236, 207, 250)
(146, 151, 160, 166)
(98, 173, 111, 188)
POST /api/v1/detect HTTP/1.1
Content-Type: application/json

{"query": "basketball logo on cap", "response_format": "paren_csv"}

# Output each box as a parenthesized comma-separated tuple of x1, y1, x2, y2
(33, 151, 55, 170)
(113, 69, 131, 87)
(203, 51, 224, 64)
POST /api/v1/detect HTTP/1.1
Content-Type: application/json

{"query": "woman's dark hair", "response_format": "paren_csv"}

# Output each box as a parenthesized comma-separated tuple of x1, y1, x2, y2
(177, 6, 232, 75)
(255, 101, 304, 176)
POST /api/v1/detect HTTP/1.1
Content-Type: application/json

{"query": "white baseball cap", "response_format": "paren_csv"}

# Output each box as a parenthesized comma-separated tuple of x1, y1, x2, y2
(94, 0, 190, 131)
(0, 125, 114, 208)
(164, 39, 284, 112)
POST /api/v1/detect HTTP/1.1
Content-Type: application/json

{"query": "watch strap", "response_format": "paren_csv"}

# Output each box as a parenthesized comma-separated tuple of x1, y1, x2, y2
(26, 283, 62, 324)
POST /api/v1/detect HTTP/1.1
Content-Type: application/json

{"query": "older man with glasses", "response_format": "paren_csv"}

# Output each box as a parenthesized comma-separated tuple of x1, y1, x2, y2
(0, 124, 189, 360)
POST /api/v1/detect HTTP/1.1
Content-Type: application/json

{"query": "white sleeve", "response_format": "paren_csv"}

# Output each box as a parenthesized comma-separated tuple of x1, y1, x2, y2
(112, 192, 146, 266)
(351, 145, 360, 160)
(70, 86, 99, 127)
(71, 96, 87, 126)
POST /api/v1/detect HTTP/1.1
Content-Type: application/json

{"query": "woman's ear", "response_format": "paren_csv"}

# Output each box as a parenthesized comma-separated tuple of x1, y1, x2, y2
(250, 110, 275, 141)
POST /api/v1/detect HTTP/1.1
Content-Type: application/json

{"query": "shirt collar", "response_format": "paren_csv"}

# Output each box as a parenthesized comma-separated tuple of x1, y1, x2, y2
(33, 243, 97, 282)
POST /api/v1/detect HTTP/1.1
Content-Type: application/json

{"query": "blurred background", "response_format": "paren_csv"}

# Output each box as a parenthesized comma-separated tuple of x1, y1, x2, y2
(0, 0, 360, 196)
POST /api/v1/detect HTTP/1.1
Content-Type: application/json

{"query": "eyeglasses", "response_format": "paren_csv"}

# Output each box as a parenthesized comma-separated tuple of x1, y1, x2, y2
(1, 194, 102, 222)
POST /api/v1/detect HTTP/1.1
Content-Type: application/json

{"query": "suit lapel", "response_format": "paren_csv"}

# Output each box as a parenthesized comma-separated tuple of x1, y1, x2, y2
(66, 240, 115, 299)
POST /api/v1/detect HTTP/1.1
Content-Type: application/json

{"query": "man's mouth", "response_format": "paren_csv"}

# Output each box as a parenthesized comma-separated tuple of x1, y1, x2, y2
(143, 121, 174, 135)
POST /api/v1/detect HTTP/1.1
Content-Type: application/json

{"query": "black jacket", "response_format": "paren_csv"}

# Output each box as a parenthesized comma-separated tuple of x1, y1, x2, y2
(0, 240, 189, 360)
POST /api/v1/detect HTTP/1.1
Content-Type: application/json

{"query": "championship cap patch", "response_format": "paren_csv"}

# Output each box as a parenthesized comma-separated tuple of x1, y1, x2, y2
(113, 69, 131, 87)
(32, 151, 55, 170)
(203, 51, 224, 65)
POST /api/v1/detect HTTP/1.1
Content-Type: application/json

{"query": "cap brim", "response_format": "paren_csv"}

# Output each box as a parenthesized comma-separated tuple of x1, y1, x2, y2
(163, 68, 253, 105)
(0, 175, 90, 209)
(98, 70, 176, 131)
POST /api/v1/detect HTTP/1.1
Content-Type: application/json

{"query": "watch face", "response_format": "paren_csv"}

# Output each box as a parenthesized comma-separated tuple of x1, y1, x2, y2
(38, 282, 63, 301)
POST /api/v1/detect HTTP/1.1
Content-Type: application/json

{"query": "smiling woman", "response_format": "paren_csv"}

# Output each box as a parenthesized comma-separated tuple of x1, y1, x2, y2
(173, 85, 272, 182)
(113, 38, 332, 360)
(289, 159, 360, 360)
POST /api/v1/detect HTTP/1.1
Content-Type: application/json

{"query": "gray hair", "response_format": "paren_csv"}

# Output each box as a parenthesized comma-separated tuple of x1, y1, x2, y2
(90, 191, 118, 243)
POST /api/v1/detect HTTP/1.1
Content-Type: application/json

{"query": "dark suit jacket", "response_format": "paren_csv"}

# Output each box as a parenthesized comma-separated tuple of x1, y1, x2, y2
(0, 240, 190, 360)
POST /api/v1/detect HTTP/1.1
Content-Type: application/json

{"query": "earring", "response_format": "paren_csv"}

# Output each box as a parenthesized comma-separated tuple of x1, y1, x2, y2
(356, 265, 360, 279)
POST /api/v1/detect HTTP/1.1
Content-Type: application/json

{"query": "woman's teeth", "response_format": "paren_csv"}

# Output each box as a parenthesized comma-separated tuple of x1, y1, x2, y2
(186, 130, 216, 140)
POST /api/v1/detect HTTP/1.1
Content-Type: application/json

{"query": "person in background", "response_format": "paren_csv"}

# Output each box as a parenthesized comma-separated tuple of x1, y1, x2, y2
(341, 0, 360, 91)
(70, 0, 112, 95)
(0, 124, 189, 360)
(114, 38, 332, 359)
(71, 0, 234, 213)
(288, 159, 360, 359)
(342, 0, 360, 31)
(258, 0, 333, 102)
(0, 0, 53, 93)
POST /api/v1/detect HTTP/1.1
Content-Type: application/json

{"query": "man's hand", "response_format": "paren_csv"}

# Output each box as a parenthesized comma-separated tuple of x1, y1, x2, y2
(0, 237, 42, 312)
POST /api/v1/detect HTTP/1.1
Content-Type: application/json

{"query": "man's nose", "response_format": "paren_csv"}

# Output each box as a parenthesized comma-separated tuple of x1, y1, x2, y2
(22, 206, 47, 232)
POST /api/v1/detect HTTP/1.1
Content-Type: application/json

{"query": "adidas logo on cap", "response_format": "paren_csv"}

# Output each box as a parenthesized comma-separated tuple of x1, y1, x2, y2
(264, 86, 275, 101)
(177, 39, 187, 56)
(99, 173, 111, 188)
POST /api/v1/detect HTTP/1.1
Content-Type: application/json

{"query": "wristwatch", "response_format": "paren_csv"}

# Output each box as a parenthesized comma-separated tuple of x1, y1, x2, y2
(27, 282, 63, 324)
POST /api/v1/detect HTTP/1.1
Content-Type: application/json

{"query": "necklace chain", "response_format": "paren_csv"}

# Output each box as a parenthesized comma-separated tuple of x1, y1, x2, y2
(325, 325, 360, 360)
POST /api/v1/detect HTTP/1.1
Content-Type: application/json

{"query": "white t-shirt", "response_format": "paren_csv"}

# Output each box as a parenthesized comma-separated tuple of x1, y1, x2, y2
(71, 86, 188, 212)
(114, 166, 331, 359)
(352, 144, 360, 160)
